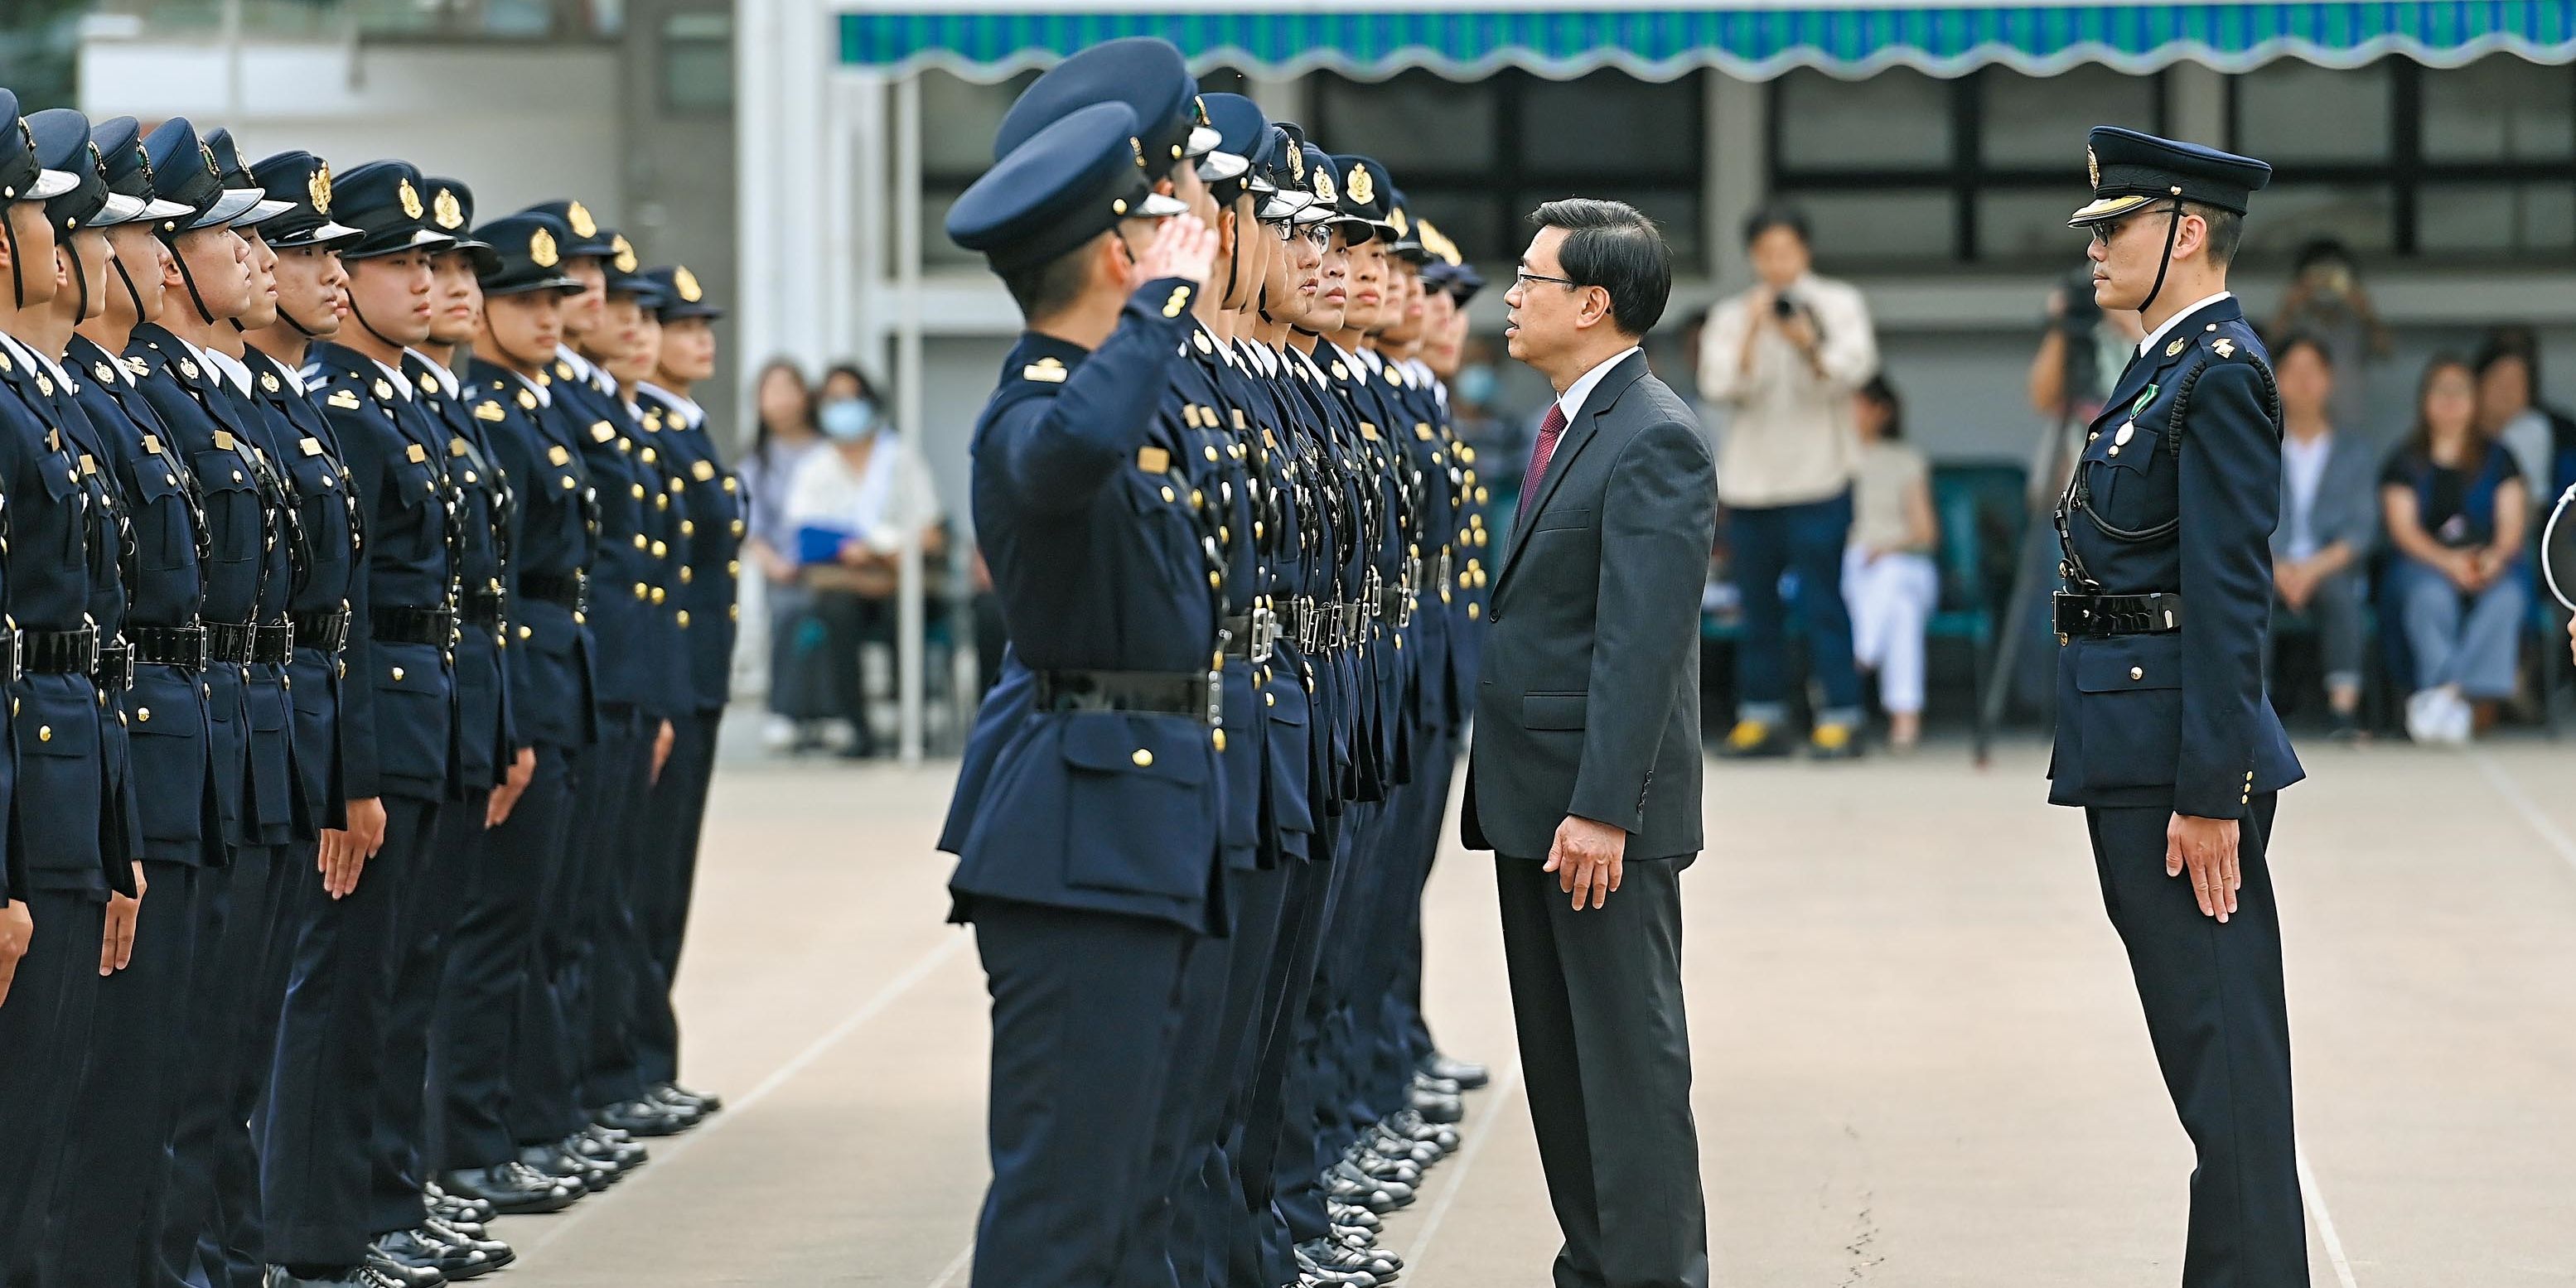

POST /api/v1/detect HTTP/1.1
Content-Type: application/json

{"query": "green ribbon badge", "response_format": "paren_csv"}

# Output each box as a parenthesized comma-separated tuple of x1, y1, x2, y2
(2129, 384, 2158, 419)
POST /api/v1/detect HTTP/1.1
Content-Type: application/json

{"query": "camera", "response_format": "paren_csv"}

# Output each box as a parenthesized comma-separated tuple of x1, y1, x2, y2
(1771, 295, 1797, 320)
(2057, 262, 2101, 336)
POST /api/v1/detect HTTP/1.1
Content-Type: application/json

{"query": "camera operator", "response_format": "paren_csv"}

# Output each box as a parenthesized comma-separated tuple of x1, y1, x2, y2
(1699, 203, 1879, 758)
(2271, 237, 2391, 437)
(2027, 263, 2148, 493)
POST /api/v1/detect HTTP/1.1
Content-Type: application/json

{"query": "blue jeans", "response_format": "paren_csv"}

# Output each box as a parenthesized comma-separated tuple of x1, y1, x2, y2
(2390, 556, 2526, 699)
(1729, 490, 1863, 726)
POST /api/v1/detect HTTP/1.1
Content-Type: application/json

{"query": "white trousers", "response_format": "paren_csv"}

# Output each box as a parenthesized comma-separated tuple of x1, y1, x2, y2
(1842, 548, 1940, 715)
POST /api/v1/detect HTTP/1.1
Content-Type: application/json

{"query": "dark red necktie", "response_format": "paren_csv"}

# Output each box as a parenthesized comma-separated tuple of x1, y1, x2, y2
(1520, 403, 1567, 514)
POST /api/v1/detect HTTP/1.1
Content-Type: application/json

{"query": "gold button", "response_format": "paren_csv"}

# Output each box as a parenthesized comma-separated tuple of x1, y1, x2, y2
(519, 625, 534, 640)
(651, 541, 667, 557)
(634, 534, 648, 549)
(681, 521, 696, 536)
(677, 610, 691, 628)
(2129, 667, 2143, 681)
(680, 567, 694, 584)
(1212, 729, 1227, 752)
(1131, 749, 1154, 768)
(36, 726, 50, 741)
(1161, 486, 1175, 503)
(136, 707, 150, 722)
(1266, 692, 1276, 707)
(391, 667, 404, 681)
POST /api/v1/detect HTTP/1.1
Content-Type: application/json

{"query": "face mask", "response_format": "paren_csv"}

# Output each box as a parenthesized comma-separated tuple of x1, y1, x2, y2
(819, 397, 876, 442)
(1455, 364, 1497, 407)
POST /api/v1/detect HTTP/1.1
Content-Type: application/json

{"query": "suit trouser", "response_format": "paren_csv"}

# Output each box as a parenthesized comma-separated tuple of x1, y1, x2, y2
(1496, 853, 1708, 1288)
(509, 742, 590, 1147)
(2086, 798, 2307, 1288)
(261, 798, 437, 1270)
(160, 842, 296, 1288)
(0, 891, 106, 1288)
(969, 899, 1196, 1288)
(378, 785, 488, 1219)
(575, 708, 653, 1112)
(633, 708, 720, 1089)
(449, 746, 575, 1167)
(46, 863, 203, 1288)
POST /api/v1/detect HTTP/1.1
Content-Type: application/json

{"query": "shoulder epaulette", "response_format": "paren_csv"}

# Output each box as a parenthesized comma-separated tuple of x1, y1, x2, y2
(326, 388, 363, 411)
(472, 400, 507, 422)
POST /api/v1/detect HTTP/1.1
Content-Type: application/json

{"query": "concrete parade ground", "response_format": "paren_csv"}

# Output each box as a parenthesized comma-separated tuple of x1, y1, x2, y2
(495, 733, 2576, 1287)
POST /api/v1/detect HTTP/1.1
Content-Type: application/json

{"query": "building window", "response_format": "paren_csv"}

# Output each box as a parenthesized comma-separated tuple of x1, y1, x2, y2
(1313, 67, 1706, 270)
(659, 9, 732, 113)
(1769, 65, 2163, 270)
(2231, 55, 2576, 260)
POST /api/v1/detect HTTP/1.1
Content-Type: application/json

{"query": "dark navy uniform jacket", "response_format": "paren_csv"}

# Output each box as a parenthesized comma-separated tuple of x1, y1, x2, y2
(634, 384, 742, 716)
(2048, 295, 2304, 819)
(70, 336, 221, 864)
(1171, 324, 1266, 871)
(203, 353, 308, 842)
(408, 352, 515, 793)
(248, 346, 355, 830)
(0, 339, 125, 898)
(554, 354, 679, 724)
(307, 341, 457, 805)
(944, 277, 1229, 935)
(471, 361, 598, 753)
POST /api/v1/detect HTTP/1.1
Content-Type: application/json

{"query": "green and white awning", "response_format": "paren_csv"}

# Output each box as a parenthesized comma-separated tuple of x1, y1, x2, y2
(835, 2, 2576, 82)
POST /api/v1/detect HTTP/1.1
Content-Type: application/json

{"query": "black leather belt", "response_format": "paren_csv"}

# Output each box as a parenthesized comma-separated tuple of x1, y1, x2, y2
(0, 630, 22, 684)
(2054, 591, 2185, 641)
(24, 625, 99, 675)
(254, 623, 296, 666)
(1033, 669, 1217, 725)
(1220, 608, 1278, 664)
(291, 609, 350, 656)
(462, 589, 505, 630)
(94, 639, 133, 692)
(372, 605, 458, 649)
(206, 620, 258, 665)
(131, 624, 209, 671)
(1376, 586, 1413, 628)
(520, 571, 588, 614)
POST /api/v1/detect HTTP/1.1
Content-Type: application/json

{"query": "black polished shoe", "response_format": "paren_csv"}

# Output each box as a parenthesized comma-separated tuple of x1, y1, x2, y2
(418, 1219, 515, 1280)
(1326, 1199, 1381, 1233)
(1302, 1238, 1400, 1281)
(265, 1266, 413, 1288)
(435, 1163, 583, 1215)
(1349, 1148, 1421, 1186)
(519, 1141, 616, 1190)
(1293, 1245, 1378, 1288)
(1420, 1053, 1490, 1090)
(570, 1126, 649, 1172)
(360, 1245, 446, 1288)
(1408, 1087, 1464, 1125)
(595, 1097, 698, 1137)
(422, 1184, 495, 1228)
(1369, 1124, 1443, 1165)
(1411, 1072, 1462, 1097)
(1385, 1109, 1460, 1153)
(1329, 1160, 1414, 1208)
(653, 1080, 723, 1114)
(376, 1228, 499, 1282)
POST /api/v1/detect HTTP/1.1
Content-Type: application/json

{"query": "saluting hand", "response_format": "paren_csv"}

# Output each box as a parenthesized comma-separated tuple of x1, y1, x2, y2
(2167, 812, 2241, 923)
(1545, 815, 1626, 911)
(1129, 214, 1220, 292)
(0, 899, 30, 1008)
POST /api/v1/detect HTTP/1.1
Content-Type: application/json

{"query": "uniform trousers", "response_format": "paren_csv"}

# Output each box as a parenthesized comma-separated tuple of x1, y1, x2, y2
(1273, 804, 1375, 1250)
(508, 743, 591, 1149)
(2086, 798, 2307, 1288)
(163, 842, 297, 1288)
(261, 798, 438, 1271)
(0, 892, 106, 1288)
(969, 899, 1196, 1288)
(573, 707, 654, 1112)
(1496, 853, 1708, 1288)
(379, 786, 488, 1222)
(1239, 856, 1331, 1288)
(633, 707, 720, 1089)
(449, 745, 576, 1167)
(47, 862, 203, 1288)
(1175, 860, 1290, 1288)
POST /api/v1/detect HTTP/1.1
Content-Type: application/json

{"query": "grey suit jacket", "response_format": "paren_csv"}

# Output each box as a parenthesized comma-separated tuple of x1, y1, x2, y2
(2272, 430, 2378, 560)
(1462, 351, 1718, 861)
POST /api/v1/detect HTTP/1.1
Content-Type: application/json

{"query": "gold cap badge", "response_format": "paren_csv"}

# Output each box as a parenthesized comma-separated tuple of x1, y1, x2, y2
(433, 186, 464, 229)
(612, 234, 638, 273)
(1313, 168, 1336, 203)
(397, 177, 423, 219)
(308, 161, 332, 215)
(530, 226, 559, 268)
(2087, 147, 2101, 190)
(674, 266, 703, 303)
(1346, 164, 1374, 206)
(566, 200, 597, 238)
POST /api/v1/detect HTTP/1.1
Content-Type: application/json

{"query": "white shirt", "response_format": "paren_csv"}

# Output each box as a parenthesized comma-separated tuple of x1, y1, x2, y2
(637, 382, 707, 430)
(2138, 291, 2235, 358)
(405, 349, 461, 400)
(2280, 431, 2332, 561)
(0, 331, 73, 394)
(1554, 346, 1643, 428)
(1698, 273, 1879, 507)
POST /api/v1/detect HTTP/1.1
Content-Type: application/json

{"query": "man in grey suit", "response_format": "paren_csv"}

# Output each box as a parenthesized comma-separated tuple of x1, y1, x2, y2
(1462, 198, 1716, 1288)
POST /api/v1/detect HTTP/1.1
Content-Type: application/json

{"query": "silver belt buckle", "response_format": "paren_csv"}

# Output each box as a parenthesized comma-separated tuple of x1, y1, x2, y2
(1251, 605, 1278, 664)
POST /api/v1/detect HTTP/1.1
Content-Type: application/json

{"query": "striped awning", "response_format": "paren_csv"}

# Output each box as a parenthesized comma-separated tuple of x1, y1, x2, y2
(835, 2, 2576, 82)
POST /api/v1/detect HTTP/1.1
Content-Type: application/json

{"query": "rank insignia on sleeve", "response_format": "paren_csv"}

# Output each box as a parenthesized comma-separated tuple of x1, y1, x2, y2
(326, 389, 362, 410)
(300, 437, 325, 456)
(406, 443, 428, 463)
(473, 402, 506, 422)
(1022, 357, 1067, 384)
(1138, 446, 1171, 474)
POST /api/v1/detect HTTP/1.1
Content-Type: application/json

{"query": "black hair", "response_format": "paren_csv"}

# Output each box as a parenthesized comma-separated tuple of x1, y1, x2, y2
(1740, 202, 1810, 250)
(2473, 326, 2542, 401)
(2404, 350, 2478, 458)
(2271, 330, 2334, 371)
(822, 360, 883, 407)
(1527, 197, 1671, 338)
(2292, 237, 2354, 275)
(1858, 374, 1904, 441)
(2184, 201, 2243, 267)
(751, 357, 814, 455)
(998, 237, 1100, 322)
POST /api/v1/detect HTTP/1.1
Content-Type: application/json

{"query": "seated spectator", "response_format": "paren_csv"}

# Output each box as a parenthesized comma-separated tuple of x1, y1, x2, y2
(1839, 377, 1937, 752)
(2382, 354, 2530, 745)
(2269, 335, 2377, 740)
(2476, 330, 2576, 516)
(785, 365, 944, 757)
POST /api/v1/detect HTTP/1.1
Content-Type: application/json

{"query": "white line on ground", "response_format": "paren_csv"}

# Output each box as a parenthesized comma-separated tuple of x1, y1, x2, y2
(1399, 1058, 1528, 1275)
(521, 932, 970, 1257)
(2471, 749, 2576, 875)
(2297, 1144, 2361, 1288)
(925, 1237, 976, 1288)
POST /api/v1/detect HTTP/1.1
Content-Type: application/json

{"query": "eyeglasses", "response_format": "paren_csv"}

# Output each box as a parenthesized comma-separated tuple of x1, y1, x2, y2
(1269, 220, 1331, 248)
(1514, 268, 1578, 290)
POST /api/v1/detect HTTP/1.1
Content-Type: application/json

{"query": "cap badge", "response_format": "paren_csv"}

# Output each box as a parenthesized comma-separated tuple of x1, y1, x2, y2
(398, 178, 423, 219)
(310, 162, 332, 215)
(199, 142, 220, 181)
(1389, 207, 1409, 236)
(433, 186, 464, 230)
(2087, 146, 2101, 190)
(612, 234, 638, 273)
(1346, 164, 1374, 206)
(674, 266, 703, 303)
(1313, 169, 1336, 203)
(133, 143, 156, 188)
(530, 226, 560, 268)
(1287, 139, 1304, 181)
(566, 200, 597, 238)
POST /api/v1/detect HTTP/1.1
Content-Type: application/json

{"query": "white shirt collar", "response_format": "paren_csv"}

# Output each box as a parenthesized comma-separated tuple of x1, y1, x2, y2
(405, 350, 461, 399)
(1554, 347, 1642, 426)
(0, 331, 72, 393)
(557, 344, 593, 381)
(504, 367, 553, 408)
(370, 355, 413, 400)
(636, 381, 706, 428)
(245, 350, 303, 397)
(2138, 291, 2235, 358)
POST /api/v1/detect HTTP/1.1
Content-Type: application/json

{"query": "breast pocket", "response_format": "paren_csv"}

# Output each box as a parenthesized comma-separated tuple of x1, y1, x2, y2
(1057, 712, 1217, 900)
(133, 463, 196, 571)
(194, 451, 260, 564)
(2072, 634, 2183, 790)
(2085, 424, 2177, 538)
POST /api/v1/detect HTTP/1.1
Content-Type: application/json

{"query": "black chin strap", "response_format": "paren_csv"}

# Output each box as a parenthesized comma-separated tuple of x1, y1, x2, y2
(342, 267, 408, 353)
(110, 251, 144, 323)
(3, 209, 26, 311)
(2139, 199, 2186, 318)
(162, 232, 219, 326)
(65, 242, 94, 323)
